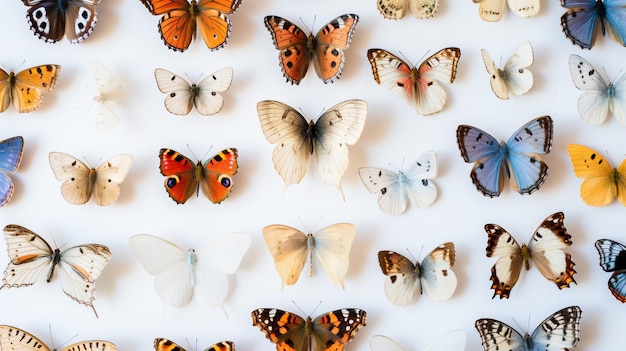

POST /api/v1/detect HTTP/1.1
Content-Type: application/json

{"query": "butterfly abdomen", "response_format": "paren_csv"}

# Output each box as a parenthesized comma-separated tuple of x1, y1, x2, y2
(46, 248, 62, 282)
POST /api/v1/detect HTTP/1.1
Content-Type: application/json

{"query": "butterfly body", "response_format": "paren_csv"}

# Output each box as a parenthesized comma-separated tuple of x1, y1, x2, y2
(0, 136, 24, 207)
(22, 0, 100, 43)
(0, 64, 61, 113)
(595, 239, 626, 302)
(155, 338, 234, 351)
(561, 0, 626, 49)
(481, 42, 534, 99)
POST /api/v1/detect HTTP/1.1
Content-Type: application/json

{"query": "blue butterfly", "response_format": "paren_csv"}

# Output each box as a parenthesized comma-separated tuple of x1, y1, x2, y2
(560, 0, 626, 49)
(595, 239, 626, 302)
(0, 136, 24, 207)
(456, 116, 553, 197)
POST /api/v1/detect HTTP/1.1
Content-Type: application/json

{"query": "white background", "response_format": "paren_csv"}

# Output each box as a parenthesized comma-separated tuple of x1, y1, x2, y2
(0, 0, 624, 350)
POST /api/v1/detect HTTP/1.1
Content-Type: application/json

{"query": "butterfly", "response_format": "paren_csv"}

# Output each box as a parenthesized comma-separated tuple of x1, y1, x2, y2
(567, 144, 626, 206)
(358, 151, 438, 215)
(0, 325, 117, 351)
(370, 332, 466, 351)
(561, 0, 626, 49)
(378, 242, 457, 306)
(155, 338, 234, 351)
(0, 136, 24, 207)
(129, 233, 250, 308)
(376, 0, 439, 19)
(257, 100, 367, 199)
(367, 48, 461, 116)
(595, 239, 626, 302)
(0, 224, 112, 317)
(475, 305, 582, 351)
(568, 54, 625, 125)
(0, 64, 61, 113)
(262, 223, 355, 289)
(22, 0, 100, 43)
(263, 14, 359, 85)
(456, 115, 553, 197)
(481, 41, 534, 100)
(159, 148, 238, 204)
(140, 0, 242, 52)
(49, 152, 133, 206)
(154, 67, 233, 116)
(91, 60, 124, 132)
(484, 212, 576, 299)
(251, 308, 366, 351)
(472, 0, 540, 21)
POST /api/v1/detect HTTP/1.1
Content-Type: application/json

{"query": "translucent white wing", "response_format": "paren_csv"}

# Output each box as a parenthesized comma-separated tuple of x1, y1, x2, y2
(92, 154, 133, 206)
(481, 42, 533, 99)
(420, 242, 457, 302)
(92, 60, 123, 132)
(194, 67, 234, 115)
(0, 325, 50, 351)
(1, 224, 53, 288)
(262, 224, 309, 289)
(49, 152, 92, 205)
(312, 223, 355, 288)
(154, 68, 193, 115)
(370, 335, 405, 351)
(371, 332, 466, 351)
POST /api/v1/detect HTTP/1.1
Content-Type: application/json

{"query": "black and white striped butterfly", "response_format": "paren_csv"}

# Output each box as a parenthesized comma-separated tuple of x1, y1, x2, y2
(22, 0, 100, 43)
(0, 325, 117, 351)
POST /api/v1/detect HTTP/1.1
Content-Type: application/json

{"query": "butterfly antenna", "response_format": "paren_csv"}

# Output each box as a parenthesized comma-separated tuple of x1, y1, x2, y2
(299, 16, 314, 36)
(52, 325, 79, 351)
(510, 316, 527, 335)
(398, 51, 424, 68)
(184, 338, 196, 351)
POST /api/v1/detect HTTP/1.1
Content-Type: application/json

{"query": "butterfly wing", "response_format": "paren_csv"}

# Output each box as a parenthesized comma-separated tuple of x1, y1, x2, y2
(456, 124, 505, 197)
(92, 60, 123, 132)
(0, 325, 50, 351)
(194, 67, 234, 115)
(159, 149, 199, 204)
(507, 0, 540, 17)
(475, 0, 507, 21)
(251, 308, 308, 351)
(12, 64, 61, 113)
(154, 338, 187, 351)
(312, 223, 355, 288)
(604, 0, 626, 47)
(560, 0, 600, 49)
(263, 16, 311, 85)
(0, 136, 24, 207)
(370, 335, 405, 351)
(530, 306, 582, 350)
(154, 68, 194, 115)
(482, 42, 533, 99)
(48, 152, 94, 205)
(23, 0, 99, 43)
(475, 318, 525, 351)
(196, 0, 241, 50)
(568, 54, 613, 124)
(92, 154, 133, 206)
(420, 242, 457, 302)
(1, 224, 53, 289)
(595, 239, 626, 302)
(146, 0, 195, 51)
(484, 224, 524, 299)
(377, 250, 421, 306)
(199, 148, 238, 203)
(62, 341, 117, 351)
(312, 14, 359, 83)
(376, 0, 409, 19)
(371, 332, 466, 351)
(310, 309, 366, 351)
(262, 225, 309, 288)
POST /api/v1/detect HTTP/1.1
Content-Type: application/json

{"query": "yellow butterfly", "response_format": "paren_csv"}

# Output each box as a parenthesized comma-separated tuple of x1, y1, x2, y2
(0, 65, 61, 113)
(568, 144, 626, 206)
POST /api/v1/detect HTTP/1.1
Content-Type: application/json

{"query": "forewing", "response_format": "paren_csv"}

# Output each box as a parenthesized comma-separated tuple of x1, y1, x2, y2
(475, 319, 525, 351)
(560, 0, 599, 49)
(0, 69, 11, 112)
(262, 225, 308, 288)
(154, 68, 193, 115)
(93, 154, 133, 206)
(484, 224, 523, 299)
(358, 167, 409, 215)
(502, 41, 534, 96)
(568, 54, 611, 124)
(420, 242, 457, 302)
(506, 116, 552, 194)
(313, 223, 355, 288)
(378, 250, 420, 306)
(201, 148, 238, 204)
(263, 16, 310, 85)
(530, 306, 582, 350)
(0, 325, 50, 351)
(311, 309, 366, 351)
(12, 65, 61, 113)
(456, 124, 505, 197)
(48, 152, 93, 205)
(481, 48, 509, 99)
(195, 67, 233, 115)
(2, 224, 53, 288)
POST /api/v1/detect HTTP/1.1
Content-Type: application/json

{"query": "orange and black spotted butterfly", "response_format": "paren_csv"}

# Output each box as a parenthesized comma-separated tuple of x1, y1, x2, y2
(158, 148, 238, 204)
(154, 338, 234, 351)
(140, 0, 242, 52)
(263, 14, 359, 85)
(0, 64, 61, 113)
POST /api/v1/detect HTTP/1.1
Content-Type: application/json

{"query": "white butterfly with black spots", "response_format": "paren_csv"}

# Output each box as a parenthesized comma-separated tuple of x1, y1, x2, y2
(481, 41, 534, 100)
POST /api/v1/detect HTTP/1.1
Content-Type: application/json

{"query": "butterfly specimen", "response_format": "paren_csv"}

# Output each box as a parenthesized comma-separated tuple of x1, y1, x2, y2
(567, 144, 626, 206)
(0, 136, 24, 207)
(154, 338, 234, 351)
(456, 115, 553, 197)
(370, 332, 466, 351)
(140, 0, 242, 52)
(0, 224, 112, 317)
(481, 41, 534, 100)
(0, 64, 61, 113)
(595, 239, 626, 302)
(367, 48, 461, 116)
(262, 223, 355, 289)
(154, 67, 233, 116)
(0, 325, 117, 351)
(251, 308, 366, 351)
(376, 0, 439, 19)
(22, 0, 100, 43)
(49, 152, 133, 206)
(129, 233, 250, 308)
(91, 60, 124, 132)
(568, 54, 625, 125)
(257, 100, 367, 199)
(378, 242, 457, 306)
(263, 14, 359, 85)
(472, 0, 540, 21)
(358, 151, 438, 215)
(484, 212, 576, 299)
(475, 306, 582, 351)
(561, 0, 626, 49)
(159, 148, 238, 204)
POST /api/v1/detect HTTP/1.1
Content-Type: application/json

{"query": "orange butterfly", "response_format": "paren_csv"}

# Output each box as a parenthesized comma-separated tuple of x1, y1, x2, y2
(140, 0, 242, 52)
(264, 14, 359, 85)
(0, 65, 61, 113)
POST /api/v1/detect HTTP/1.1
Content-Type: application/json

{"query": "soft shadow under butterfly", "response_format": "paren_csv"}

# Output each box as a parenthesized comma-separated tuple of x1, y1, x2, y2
(0, 136, 24, 207)
(370, 332, 466, 351)
(595, 238, 626, 302)
(0, 325, 117, 351)
(456, 115, 553, 197)
(49, 152, 133, 206)
(251, 307, 366, 351)
(91, 60, 124, 132)
(472, 0, 540, 21)
(257, 100, 367, 199)
(155, 338, 234, 351)
(0, 64, 61, 113)
(264, 14, 359, 84)
(159, 148, 238, 204)
(561, 0, 626, 49)
(367, 47, 461, 116)
(484, 212, 576, 299)
(129, 233, 250, 308)
(140, 0, 242, 52)
(475, 306, 582, 351)
(262, 223, 355, 289)
(0, 224, 112, 317)
(22, 0, 100, 43)
(481, 41, 534, 100)
(376, 0, 439, 19)
(154, 67, 234, 116)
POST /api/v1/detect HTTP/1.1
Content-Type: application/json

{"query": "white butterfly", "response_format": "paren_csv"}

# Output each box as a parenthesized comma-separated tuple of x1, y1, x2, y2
(359, 152, 438, 215)
(370, 332, 466, 351)
(262, 223, 355, 289)
(0, 325, 117, 351)
(472, 0, 540, 21)
(128, 233, 251, 308)
(257, 99, 367, 199)
(481, 42, 534, 100)
(475, 306, 582, 351)
(568, 54, 626, 125)
(49, 152, 133, 206)
(91, 60, 124, 132)
(376, 0, 439, 20)
(0, 224, 112, 317)
(154, 67, 233, 116)
(485, 212, 577, 299)
(377, 242, 456, 306)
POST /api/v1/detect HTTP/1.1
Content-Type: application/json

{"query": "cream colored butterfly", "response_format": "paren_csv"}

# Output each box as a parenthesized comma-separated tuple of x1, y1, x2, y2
(481, 42, 534, 100)
(376, 0, 439, 19)
(91, 60, 124, 132)
(0, 325, 117, 351)
(49, 152, 133, 206)
(262, 223, 355, 289)
(473, 0, 539, 21)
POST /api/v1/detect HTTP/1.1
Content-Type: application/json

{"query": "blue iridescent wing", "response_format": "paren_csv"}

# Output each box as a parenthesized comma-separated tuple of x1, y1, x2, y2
(595, 239, 626, 302)
(474, 318, 525, 351)
(604, 0, 626, 47)
(0, 136, 24, 207)
(456, 125, 505, 197)
(560, 0, 600, 49)
(530, 306, 582, 350)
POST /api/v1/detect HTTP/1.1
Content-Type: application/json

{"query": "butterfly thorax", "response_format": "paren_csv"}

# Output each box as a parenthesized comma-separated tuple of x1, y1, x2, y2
(194, 161, 205, 195)
(521, 244, 531, 271)
(47, 248, 62, 282)
(187, 248, 197, 287)
(498, 141, 512, 178)
(307, 233, 315, 277)
(306, 121, 316, 155)
(523, 333, 533, 350)
(56, 0, 69, 12)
